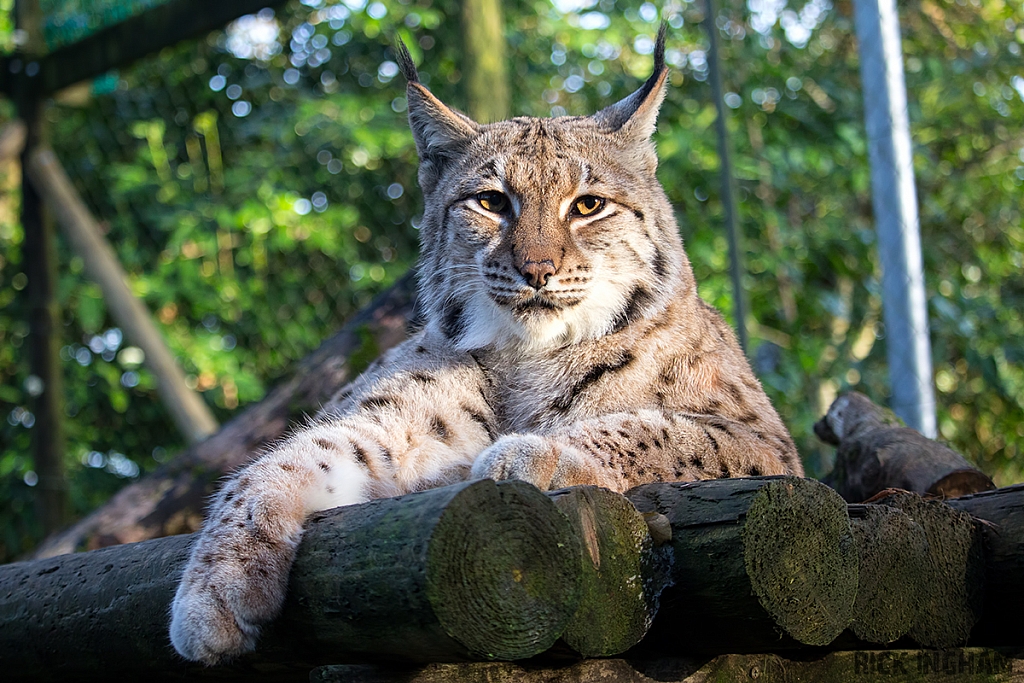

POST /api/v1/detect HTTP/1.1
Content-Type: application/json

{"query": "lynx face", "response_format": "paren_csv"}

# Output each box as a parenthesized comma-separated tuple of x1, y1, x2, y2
(405, 49, 684, 353)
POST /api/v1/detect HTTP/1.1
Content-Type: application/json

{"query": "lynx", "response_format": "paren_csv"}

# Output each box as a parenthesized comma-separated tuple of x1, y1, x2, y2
(170, 29, 802, 664)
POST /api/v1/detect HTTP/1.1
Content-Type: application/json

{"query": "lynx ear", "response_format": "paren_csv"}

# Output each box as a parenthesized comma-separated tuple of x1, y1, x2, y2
(592, 24, 669, 141)
(395, 40, 479, 164)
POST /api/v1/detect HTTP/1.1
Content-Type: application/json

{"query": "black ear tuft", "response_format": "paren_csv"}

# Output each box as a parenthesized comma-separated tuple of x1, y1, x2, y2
(654, 22, 667, 75)
(631, 22, 668, 112)
(395, 38, 419, 84)
(591, 25, 670, 137)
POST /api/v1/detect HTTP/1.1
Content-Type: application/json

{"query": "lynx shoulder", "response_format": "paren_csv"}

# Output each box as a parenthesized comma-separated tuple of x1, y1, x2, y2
(169, 29, 801, 665)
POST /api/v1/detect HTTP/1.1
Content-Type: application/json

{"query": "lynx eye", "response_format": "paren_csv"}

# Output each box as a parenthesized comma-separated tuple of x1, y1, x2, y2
(573, 195, 605, 217)
(475, 191, 509, 214)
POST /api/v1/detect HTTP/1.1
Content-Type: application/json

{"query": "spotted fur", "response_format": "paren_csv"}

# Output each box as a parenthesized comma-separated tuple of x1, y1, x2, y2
(170, 30, 801, 664)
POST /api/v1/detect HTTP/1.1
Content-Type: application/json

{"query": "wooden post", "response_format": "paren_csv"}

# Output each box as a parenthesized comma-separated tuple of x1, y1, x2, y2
(16, 0, 70, 535)
(27, 148, 219, 445)
(461, 0, 509, 122)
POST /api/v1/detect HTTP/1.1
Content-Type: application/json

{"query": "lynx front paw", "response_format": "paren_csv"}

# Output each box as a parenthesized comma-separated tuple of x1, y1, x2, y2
(470, 434, 561, 489)
(169, 531, 299, 664)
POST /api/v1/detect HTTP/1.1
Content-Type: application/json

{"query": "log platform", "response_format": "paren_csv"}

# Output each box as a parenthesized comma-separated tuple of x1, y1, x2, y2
(5, 476, 1024, 682)
(312, 649, 1023, 682)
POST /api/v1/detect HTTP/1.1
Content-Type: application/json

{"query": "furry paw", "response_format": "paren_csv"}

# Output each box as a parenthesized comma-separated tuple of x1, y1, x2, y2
(169, 523, 300, 664)
(470, 434, 561, 489)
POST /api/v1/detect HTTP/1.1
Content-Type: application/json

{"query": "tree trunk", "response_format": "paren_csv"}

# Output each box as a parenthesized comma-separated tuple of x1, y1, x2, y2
(460, 0, 509, 123)
(30, 271, 417, 559)
(1, 479, 583, 682)
(817, 392, 993, 502)
(626, 477, 859, 651)
(947, 484, 1024, 646)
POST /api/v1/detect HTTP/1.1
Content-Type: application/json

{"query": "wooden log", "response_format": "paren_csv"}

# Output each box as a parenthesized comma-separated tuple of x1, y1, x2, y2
(0, 479, 582, 682)
(626, 477, 858, 651)
(846, 503, 929, 644)
(28, 270, 416, 559)
(817, 392, 994, 501)
(948, 484, 1024, 646)
(546, 486, 672, 657)
(28, 147, 219, 445)
(312, 649, 1022, 683)
(871, 490, 985, 648)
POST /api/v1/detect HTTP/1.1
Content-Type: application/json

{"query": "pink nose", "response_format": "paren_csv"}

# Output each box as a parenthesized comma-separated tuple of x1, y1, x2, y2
(519, 260, 556, 289)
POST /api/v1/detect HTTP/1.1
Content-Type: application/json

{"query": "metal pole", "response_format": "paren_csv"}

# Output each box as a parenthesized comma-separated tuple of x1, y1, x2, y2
(853, 0, 936, 436)
(704, 0, 747, 353)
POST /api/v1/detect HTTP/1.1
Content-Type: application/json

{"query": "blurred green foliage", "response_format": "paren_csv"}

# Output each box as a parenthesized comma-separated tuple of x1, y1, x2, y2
(1, 0, 1023, 560)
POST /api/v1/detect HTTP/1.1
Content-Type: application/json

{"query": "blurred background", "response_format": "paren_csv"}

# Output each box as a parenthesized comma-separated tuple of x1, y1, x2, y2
(0, 0, 1022, 561)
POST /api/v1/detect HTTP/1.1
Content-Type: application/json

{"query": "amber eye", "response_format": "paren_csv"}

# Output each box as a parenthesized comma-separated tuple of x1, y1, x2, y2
(475, 191, 509, 214)
(573, 196, 605, 217)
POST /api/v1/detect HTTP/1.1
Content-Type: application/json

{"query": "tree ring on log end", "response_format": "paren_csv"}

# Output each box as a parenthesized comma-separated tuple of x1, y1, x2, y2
(742, 478, 858, 646)
(426, 480, 582, 660)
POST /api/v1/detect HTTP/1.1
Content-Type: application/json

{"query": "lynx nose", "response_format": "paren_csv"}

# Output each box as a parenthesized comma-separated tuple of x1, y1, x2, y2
(519, 260, 556, 289)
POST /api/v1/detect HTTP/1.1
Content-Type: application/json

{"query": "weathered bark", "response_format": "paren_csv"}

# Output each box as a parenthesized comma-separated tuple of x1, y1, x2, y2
(30, 271, 417, 559)
(546, 486, 672, 657)
(872, 490, 985, 648)
(948, 484, 1024, 646)
(626, 477, 858, 651)
(1, 479, 583, 682)
(313, 649, 1021, 683)
(817, 392, 994, 501)
(846, 503, 929, 644)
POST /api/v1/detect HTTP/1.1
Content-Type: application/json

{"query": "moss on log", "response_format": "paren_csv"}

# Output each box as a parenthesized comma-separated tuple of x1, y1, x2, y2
(0, 480, 582, 682)
(846, 503, 929, 644)
(546, 486, 671, 657)
(872, 491, 985, 648)
(948, 484, 1024, 646)
(626, 476, 858, 651)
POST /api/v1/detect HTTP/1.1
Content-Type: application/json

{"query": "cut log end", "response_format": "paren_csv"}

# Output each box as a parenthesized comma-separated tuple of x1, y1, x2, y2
(426, 480, 582, 661)
(873, 491, 984, 648)
(627, 477, 858, 652)
(548, 486, 669, 658)
(847, 504, 929, 644)
(741, 477, 859, 647)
